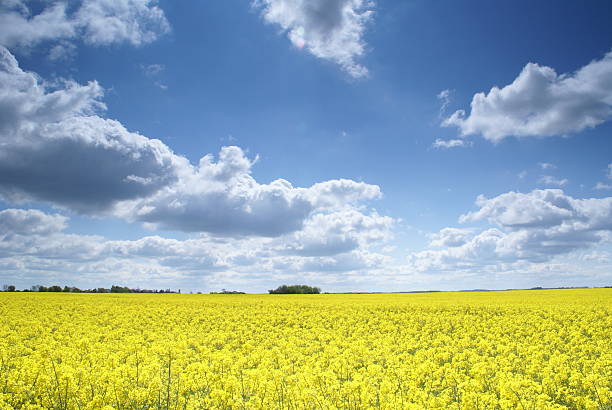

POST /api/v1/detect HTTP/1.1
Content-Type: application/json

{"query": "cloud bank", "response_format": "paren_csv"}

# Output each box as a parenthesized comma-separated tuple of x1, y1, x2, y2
(443, 51, 612, 142)
(409, 189, 612, 272)
(0, 207, 394, 289)
(254, 0, 374, 78)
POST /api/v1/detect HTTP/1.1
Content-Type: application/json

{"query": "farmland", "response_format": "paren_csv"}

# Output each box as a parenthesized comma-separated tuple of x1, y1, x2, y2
(0, 289, 610, 409)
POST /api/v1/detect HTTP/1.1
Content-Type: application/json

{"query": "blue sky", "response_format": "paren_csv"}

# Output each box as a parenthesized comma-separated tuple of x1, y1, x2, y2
(1, 0, 611, 292)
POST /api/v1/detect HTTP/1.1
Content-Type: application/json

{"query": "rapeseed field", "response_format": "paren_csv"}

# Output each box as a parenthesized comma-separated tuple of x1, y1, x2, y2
(0, 289, 610, 409)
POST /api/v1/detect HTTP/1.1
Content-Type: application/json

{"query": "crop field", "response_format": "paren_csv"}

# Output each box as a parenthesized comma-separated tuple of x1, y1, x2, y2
(0, 289, 610, 409)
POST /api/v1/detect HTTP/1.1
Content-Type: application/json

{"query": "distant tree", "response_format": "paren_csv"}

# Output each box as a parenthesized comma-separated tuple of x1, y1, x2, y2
(268, 285, 321, 294)
(7, 285, 16, 292)
(48, 285, 62, 292)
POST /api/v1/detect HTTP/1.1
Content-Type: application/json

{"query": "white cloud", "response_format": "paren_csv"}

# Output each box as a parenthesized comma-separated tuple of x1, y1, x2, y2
(279, 209, 393, 256)
(593, 164, 612, 190)
(141, 63, 165, 77)
(75, 0, 170, 46)
(305, 179, 381, 208)
(428, 227, 474, 247)
(0, 47, 386, 239)
(254, 0, 374, 78)
(0, 208, 67, 236)
(437, 89, 452, 117)
(48, 41, 78, 61)
(580, 251, 610, 263)
(594, 182, 612, 190)
(443, 51, 612, 142)
(432, 138, 471, 149)
(120, 149, 381, 237)
(539, 162, 556, 170)
(408, 189, 612, 273)
(460, 189, 595, 228)
(0, 207, 394, 289)
(538, 175, 568, 187)
(0, 0, 169, 50)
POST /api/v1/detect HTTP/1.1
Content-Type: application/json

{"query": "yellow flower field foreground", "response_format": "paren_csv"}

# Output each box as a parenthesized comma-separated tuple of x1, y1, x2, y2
(0, 289, 610, 409)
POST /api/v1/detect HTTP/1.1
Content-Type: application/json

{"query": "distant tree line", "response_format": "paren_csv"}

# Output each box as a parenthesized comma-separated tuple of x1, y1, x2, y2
(1, 284, 180, 293)
(268, 285, 321, 294)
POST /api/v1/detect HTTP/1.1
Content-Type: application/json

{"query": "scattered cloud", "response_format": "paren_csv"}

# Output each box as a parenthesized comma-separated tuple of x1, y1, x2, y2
(539, 162, 556, 170)
(140, 63, 167, 89)
(432, 138, 471, 149)
(594, 164, 612, 190)
(437, 89, 452, 118)
(48, 41, 77, 61)
(538, 175, 568, 187)
(443, 51, 612, 142)
(141, 63, 165, 77)
(253, 0, 374, 78)
(518, 170, 528, 179)
(0, 0, 169, 52)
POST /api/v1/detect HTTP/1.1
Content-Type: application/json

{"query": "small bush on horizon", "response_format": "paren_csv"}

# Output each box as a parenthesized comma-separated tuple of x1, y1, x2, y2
(268, 284, 321, 294)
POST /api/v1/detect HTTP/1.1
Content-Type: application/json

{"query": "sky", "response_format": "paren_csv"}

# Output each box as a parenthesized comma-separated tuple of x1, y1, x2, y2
(1, 0, 611, 293)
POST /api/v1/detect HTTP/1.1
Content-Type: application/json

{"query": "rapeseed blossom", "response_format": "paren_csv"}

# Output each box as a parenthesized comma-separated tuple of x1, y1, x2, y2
(0, 289, 610, 408)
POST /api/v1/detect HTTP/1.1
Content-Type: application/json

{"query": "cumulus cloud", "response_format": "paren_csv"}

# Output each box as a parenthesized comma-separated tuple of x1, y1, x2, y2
(459, 189, 601, 229)
(0, 47, 385, 238)
(0, 46, 181, 212)
(428, 228, 474, 247)
(279, 209, 393, 256)
(121, 148, 381, 237)
(443, 51, 612, 142)
(411, 189, 612, 272)
(432, 138, 471, 149)
(254, 0, 374, 78)
(0, 0, 170, 50)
